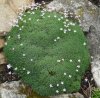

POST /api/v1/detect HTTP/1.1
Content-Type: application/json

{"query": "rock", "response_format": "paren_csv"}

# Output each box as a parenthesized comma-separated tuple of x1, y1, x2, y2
(87, 25, 99, 56)
(0, 52, 7, 64)
(89, 0, 100, 6)
(87, 25, 100, 87)
(0, 38, 5, 49)
(91, 56, 100, 87)
(0, 81, 26, 98)
(50, 93, 84, 98)
(8, 0, 34, 13)
(47, 0, 100, 32)
(0, 4, 17, 33)
(0, 0, 35, 34)
(0, 0, 7, 4)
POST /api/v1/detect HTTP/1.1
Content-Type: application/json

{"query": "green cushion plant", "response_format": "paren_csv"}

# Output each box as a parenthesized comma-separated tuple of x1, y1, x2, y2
(4, 4, 90, 96)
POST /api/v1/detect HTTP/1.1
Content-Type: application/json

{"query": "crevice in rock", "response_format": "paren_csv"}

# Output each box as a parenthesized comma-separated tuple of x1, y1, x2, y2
(35, 0, 53, 3)
(89, 0, 100, 7)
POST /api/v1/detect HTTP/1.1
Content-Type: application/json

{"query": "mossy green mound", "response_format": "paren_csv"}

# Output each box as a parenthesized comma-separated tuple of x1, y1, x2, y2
(4, 7, 90, 96)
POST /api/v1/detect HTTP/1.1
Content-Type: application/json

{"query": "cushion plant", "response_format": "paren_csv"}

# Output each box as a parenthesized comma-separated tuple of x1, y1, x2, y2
(4, 5, 90, 96)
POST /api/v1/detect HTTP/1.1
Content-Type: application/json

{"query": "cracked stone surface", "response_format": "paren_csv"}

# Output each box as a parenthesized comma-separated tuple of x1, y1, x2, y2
(0, 81, 26, 98)
(87, 25, 100, 87)
(0, 4, 17, 33)
(50, 93, 84, 98)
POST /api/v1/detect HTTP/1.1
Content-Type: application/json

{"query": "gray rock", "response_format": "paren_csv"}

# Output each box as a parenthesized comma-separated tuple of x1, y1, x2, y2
(87, 25, 100, 87)
(91, 56, 100, 87)
(0, 81, 26, 98)
(50, 92, 84, 98)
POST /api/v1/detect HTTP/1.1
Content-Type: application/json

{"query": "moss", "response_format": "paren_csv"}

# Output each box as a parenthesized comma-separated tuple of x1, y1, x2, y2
(92, 88, 100, 98)
(76, 7, 84, 17)
(4, 5, 90, 96)
(20, 85, 49, 98)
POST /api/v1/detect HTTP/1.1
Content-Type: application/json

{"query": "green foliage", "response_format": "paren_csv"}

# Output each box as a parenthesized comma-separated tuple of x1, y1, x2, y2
(92, 88, 100, 98)
(4, 6, 90, 96)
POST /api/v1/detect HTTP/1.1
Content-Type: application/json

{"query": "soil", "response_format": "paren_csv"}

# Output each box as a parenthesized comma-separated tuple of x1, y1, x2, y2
(80, 66, 96, 98)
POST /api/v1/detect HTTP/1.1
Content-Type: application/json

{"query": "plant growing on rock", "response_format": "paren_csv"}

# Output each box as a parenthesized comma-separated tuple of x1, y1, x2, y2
(4, 4, 90, 96)
(92, 88, 100, 98)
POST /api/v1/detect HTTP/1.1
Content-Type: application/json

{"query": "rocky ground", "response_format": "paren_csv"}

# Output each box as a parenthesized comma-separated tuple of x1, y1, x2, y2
(0, 0, 100, 98)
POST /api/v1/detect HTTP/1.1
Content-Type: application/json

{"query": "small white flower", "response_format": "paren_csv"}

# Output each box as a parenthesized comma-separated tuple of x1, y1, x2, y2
(57, 37, 60, 39)
(41, 14, 44, 17)
(19, 28, 22, 31)
(69, 59, 73, 62)
(72, 23, 75, 26)
(37, 19, 39, 22)
(91, 78, 94, 81)
(54, 15, 57, 18)
(30, 59, 33, 61)
(83, 42, 86, 46)
(61, 81, 64, 85)
(57, 84, 59, 87)
(63, 88, 66, 92)
(91, 56, 94, 59)
(14, 67, 18, 70)
(21, 26, 24, 28)
(54, 39, 57, 42)
(69, 75, 72, 78)
(64, 29, 67, 34)
(8, 72, 12, 75)
(29, 18, 31, 21)
(56, 90, 59, 93)
(8, 36, 11, 39)
(27, 71, 30, 74)
(69, 22, 73, 25)
(74, 30, 77, 32)
(66, 25, 69, 28)
(64, 25, 67, 27)
(68, 29, 71, 31)
(62, 59, 64, 61)
(85, 78, 88, 82)
(57, 60, 61, 62)
(66, 19, 69, 22)
(23, 54, 26, 57)
(17, 34, 20, 37)
(23, 68, 25, 70)
(77, 65, 80, 68)
(63, 22, 66, 24)
(27, 11, 31, 13)
(60, 28, 63, 31)
(32, 12, 35, 14)
(50, 84, 53, 88)
(78, 59, 81, 63)
(18, 36, 21, 39)
(5, 42, 7, 46)
(48, 15, 51, 18)
(76, 69, 79, 72)
(58, 18, 61, 21)
(7, 64, 12, 69)
(20, 43, 23, 46)
(64, 72, 67, 75)
(23, 20, 26, 23)
(12, 48, 15, 50)
(61, 17, 64, 19)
